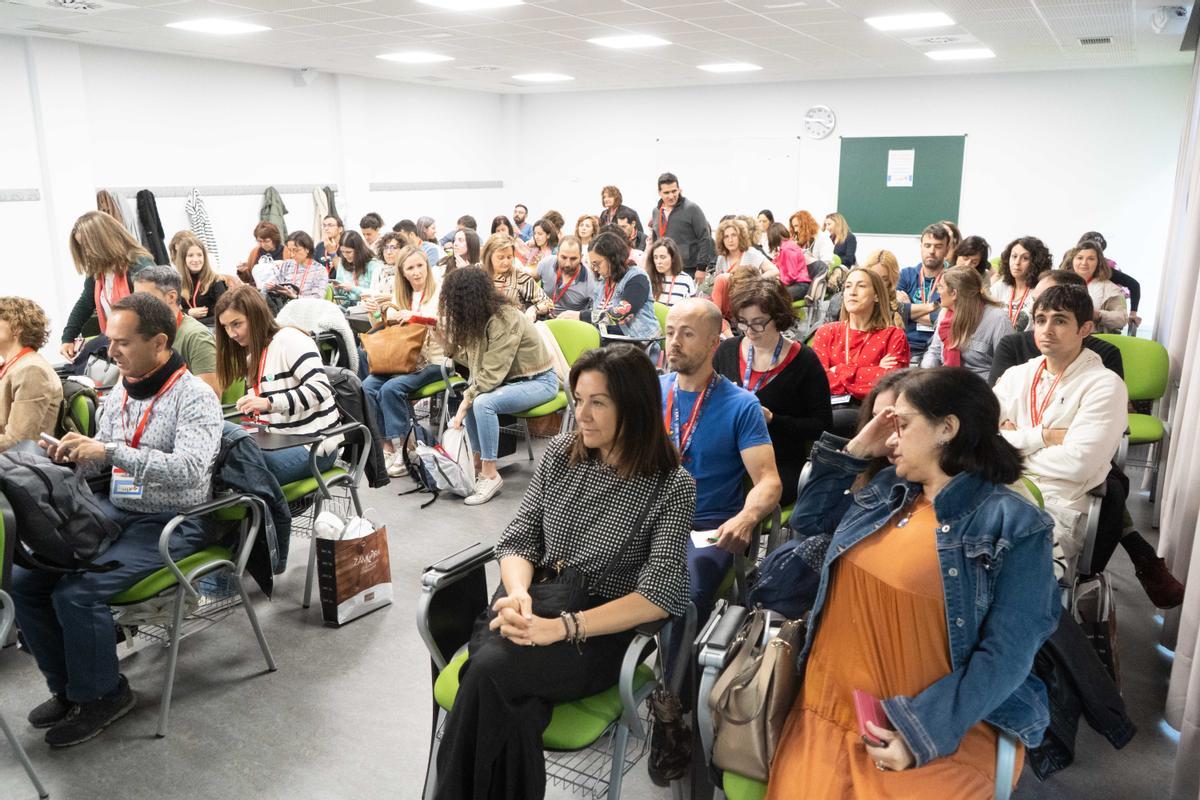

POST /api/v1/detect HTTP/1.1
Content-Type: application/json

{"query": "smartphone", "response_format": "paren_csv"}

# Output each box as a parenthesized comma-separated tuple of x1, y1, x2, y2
(852, 690, 893, 747)
(39, 432, 62, 447)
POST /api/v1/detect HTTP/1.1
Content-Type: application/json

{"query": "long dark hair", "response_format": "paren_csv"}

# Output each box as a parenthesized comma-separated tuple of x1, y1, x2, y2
(590, 230, 632, 282)
(647, 237, 684, 297)
(491, 215, 515, 236)
(438, 266, 506, 353)
(213, 284, 281, 391)
(568, 345, 680, 478)
(896, 368, 1022, 485)
(855, 369, 909, 484)
(338, 230, 374, 279)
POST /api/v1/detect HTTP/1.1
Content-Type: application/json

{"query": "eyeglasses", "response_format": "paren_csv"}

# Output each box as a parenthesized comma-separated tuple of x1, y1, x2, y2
(735, 319, 771, 333)
(891, 411, 920, 438)
(383, 244, 400, 252)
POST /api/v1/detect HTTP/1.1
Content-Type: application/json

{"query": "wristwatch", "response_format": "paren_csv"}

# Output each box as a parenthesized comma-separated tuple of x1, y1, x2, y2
(104, 441, 118, 462)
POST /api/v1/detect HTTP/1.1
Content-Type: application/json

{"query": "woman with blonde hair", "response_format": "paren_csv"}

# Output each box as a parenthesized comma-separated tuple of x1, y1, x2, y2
(363, 245, 451, 476)
(1063, 240, 1128, 333)
(482, 233, 551, 320)
(575, 214, 600, 254)
(714, 219, 777, 279)
(812, 267, 909, 434)
(824, 212, 857, 267)
(171, 233, 227, 324)
(0, 297, 62, 452)
(919, 266, 1012, 379)
(60, 210, 155, 359)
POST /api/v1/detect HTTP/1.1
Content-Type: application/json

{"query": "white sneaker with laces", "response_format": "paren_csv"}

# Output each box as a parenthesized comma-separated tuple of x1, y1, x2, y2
(386, 452, 408, 477)
(464, 474, 503, 506)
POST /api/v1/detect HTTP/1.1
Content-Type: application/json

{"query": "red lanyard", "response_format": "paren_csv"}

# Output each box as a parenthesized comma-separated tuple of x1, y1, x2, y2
(663, 374, 718, 458)
(658, 207, 669, 237)
(411, 288, 425, 311)
(552, 269, 578, 303)
(916, 271, 939, 304)
(1008, 285, 1030, 325)
(665, 275, 677, 300)
(176, 310, 184, 328)
(120, 366, 187, 449)
(739, 339, 789, 393)
(298, 260, 314, 293)
(191, 281, 202, 309)
(0, 348, 33, 381)
(1029, 360, 1066, 427)
(602, 279, 617, 308)
(252, 349, 269, 398)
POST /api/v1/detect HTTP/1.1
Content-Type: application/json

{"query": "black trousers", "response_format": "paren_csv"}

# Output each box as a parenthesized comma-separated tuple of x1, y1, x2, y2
(1085, 465, 1130, 575)
(830, 401, 862, 438)
(434, 603, 637, 800)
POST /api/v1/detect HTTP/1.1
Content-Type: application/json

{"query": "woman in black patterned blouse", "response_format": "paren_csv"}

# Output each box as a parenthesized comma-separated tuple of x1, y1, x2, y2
(435, 344, 695, 800)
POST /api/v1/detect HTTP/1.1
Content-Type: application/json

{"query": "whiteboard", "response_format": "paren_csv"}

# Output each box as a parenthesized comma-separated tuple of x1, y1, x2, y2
(653, 136, 802, 224)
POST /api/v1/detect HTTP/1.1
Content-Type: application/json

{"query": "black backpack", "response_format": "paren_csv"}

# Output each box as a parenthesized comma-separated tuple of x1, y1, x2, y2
(0, 442, 121, 573)
(56, 377, 99, 438)
(400, 423, 440, 508)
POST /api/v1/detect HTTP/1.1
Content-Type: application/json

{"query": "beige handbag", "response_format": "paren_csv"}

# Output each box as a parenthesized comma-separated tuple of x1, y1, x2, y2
(708, 609, 805, 782)
(360, 306, 428, 375)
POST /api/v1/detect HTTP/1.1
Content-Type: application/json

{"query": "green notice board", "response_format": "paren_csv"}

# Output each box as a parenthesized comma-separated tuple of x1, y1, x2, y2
(837, 136, 965, 236)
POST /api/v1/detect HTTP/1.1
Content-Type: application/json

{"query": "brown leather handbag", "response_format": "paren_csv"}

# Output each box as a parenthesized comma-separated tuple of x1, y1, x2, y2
(708, 609, 805, 782)
(361, 307, 427, 375)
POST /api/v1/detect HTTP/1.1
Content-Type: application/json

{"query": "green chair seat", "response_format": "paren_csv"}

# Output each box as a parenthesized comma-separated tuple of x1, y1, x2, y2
(281, 467, 348, 502)
(723, 771, 768, 800)
(435, 650, 654, 751)
(69, 394, 93, 437)
(1128, 413, 1164, 445)
(221, 378, 246, 406)
(512, 390, 568, 419)
(108, 546, 233, 605)
(1018, 476, 1045, 509)
(410, 376, 466, 400)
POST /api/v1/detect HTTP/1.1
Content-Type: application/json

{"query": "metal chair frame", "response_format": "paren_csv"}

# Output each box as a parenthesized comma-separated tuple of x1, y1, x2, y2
(1, 584, 49, 798)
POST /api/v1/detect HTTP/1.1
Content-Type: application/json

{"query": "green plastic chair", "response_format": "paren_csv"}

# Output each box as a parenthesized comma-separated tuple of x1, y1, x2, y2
(1018, 476, 1045, 509)
(221, 377, 246, 406)
(409, 363, 468, 436)
(831, 254, 842, 268)
(654, 301, 669, 336)
(0, 497, 49, 798)
(510, 319, 600, 460)
(63, 382, 97, 437)
(1093, 333, 1168, 493)
(417, 543, 694, 799)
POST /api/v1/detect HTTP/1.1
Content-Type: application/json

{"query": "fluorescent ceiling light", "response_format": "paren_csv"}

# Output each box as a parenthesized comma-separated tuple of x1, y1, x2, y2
(417, 0, 523, 9)
(865, 12, 954, 31)
(512, 72, 574, 82)
(698, 62, 762, 73)
(764, 2, 807, 8)
(588, 34, 671, 49)
(377, 51, 455, 64)
(925, 47, 995, 61)
(166, 18, 270, 34)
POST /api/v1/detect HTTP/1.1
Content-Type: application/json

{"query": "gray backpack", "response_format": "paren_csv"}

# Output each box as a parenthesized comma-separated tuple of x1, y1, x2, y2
(0, 442, 120, 573)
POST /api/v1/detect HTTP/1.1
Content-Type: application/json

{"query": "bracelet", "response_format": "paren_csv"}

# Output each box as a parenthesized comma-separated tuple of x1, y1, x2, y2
(576, 611, 588, 645)
(559, 612, 572, 642)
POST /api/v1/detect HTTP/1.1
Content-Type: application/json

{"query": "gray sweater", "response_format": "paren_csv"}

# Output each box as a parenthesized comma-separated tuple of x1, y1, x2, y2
(86, 370, 222, 513)
(920, 304, 1014, 379)
(647, 197, 716, 272)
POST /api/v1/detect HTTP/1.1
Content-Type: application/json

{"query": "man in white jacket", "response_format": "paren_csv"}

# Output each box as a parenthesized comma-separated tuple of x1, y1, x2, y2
(992, 285, 1126, 577)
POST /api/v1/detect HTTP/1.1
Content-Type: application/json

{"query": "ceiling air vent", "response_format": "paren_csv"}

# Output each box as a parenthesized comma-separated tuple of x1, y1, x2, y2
(5, 0, 132, 11)
(1079, 36, 1113, 46)
(464, 64, 501, 72)
(902, 33, 977, 46)
(21, 23, 84, 34)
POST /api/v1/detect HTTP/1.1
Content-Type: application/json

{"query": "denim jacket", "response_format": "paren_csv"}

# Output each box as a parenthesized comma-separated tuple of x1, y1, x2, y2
(791, 433, 1061, 767)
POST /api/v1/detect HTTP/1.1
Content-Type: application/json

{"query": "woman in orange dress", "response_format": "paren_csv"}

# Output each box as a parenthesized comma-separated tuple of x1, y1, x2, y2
(766, 367, 1060, 799)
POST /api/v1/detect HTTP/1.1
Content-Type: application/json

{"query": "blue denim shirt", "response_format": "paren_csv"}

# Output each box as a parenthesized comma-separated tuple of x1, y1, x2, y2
(790, 433, 1060, 767)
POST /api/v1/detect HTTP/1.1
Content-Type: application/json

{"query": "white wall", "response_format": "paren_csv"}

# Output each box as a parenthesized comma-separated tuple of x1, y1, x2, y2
(510, 67, 1192, 331)
(0, 33, 1190, 345)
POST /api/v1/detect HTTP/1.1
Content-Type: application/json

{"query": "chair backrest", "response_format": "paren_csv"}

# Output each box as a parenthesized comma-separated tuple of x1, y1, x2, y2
(0, 492, 11, 592)
(544, 318, 601, 367)
(1018, 476, 1045, 509)
(221, 377, 246, 405)
(654, 301, 669, 335)
(831, 254, 842, 268)
(1092, 334, 1168, 402)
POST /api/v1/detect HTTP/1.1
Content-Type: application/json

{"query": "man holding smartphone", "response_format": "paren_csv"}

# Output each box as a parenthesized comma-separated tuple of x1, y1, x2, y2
(12, 292, 221, 748)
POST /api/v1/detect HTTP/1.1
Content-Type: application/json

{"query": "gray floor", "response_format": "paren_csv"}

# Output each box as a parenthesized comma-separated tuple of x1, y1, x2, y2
(0, 442, 1180, 800)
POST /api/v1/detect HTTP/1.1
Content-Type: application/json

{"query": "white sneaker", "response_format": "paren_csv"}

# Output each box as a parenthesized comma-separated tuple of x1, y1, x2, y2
(386, 453, 408, 477)
(463, 475, 503, 506)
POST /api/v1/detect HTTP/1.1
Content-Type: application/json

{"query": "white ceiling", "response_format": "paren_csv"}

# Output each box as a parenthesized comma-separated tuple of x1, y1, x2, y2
(0, 0, 1192, 93)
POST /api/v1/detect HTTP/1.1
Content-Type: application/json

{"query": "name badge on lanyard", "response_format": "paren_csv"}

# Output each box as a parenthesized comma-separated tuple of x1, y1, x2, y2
(111, 467, 143, 498)
(830, 394, 853, 406)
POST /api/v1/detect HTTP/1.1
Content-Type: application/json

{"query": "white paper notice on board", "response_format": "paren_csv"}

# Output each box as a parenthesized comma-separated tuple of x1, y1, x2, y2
(886, 149, 915, 188)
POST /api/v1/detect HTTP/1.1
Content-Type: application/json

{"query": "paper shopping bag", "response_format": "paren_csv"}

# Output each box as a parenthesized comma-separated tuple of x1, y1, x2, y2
(316, 524, 393, 627)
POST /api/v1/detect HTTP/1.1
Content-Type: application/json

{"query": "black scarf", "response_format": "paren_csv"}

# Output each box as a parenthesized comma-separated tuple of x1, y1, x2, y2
(123, 351, 186, 400)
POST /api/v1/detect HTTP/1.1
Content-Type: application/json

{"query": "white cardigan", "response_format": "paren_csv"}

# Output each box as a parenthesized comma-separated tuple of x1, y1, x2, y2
(1087, 279, 1128, 333)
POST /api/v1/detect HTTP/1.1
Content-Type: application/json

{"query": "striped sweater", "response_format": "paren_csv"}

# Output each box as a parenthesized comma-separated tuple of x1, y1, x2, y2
(251, 327, 340, 439)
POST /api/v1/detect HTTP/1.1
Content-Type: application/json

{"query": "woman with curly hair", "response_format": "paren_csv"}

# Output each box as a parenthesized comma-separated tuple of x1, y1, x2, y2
(441, 268, 559, 506)
(0, 297, 64, 451)
(992, 236, 1052, 331)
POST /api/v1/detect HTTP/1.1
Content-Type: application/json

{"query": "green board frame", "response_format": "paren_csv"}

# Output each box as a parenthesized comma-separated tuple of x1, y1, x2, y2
(836, 135, 965, 236)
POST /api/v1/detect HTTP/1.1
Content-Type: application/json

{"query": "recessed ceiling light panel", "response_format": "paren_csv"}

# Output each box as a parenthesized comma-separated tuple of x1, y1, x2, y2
(865, 12, 954, 31)
(697, 62, 762, 73)
(377, 51, 455, 64)
(925, 47, 995, 61)
(417, 0, 522, 10)
(166, 18, 270, 34)
(512, 72, 574, 82)
(588, 34, 671, 49)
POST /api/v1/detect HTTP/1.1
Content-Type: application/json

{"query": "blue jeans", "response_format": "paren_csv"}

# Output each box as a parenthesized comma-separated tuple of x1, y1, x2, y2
(261, 445, 337, 486)
(464, 369, 559, 462)
(11, 497, 210, 702)
(362, 364, 445, 441)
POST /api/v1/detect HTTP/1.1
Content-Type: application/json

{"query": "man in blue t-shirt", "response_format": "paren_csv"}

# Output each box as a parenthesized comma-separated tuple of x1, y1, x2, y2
(896, 223, 951, 362)
(661, 299, 781, 619)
